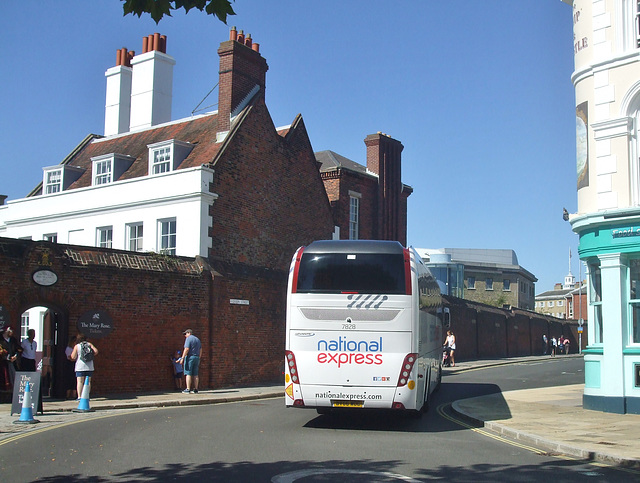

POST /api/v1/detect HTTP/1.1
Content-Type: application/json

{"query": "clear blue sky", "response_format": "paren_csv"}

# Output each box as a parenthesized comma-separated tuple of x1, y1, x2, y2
(0, 1, 578, 293)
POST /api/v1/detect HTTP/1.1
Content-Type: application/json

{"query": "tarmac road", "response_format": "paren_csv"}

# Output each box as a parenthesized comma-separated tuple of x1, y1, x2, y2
(1, 355, 639, 482)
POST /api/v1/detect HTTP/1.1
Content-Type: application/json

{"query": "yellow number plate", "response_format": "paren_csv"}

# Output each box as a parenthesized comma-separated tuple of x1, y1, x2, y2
(332, 400, 364, 408)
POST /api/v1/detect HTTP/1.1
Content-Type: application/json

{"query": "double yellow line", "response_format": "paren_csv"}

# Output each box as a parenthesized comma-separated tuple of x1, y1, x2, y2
(437, 403, 640, 476)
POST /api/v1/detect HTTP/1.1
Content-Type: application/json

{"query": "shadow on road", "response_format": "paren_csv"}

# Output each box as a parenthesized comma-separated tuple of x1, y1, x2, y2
(302, 382, 510, 433)
(26, 457, 635, 483)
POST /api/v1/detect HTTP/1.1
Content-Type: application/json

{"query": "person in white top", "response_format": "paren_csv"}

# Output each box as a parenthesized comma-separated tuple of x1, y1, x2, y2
(443, 330, 456, 367)
(70, 333, 98, 399)
(20, 329, 37, 371)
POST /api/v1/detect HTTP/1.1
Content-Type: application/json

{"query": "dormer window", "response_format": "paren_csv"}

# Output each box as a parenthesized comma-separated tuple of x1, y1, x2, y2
(148, 140, 194, 175)
(94, 159, 112, 185)
(91, 154, 135, 186)
(152, 145, 172, 174)
(43, 165, 84, 195)
(45, 170, 62, 194)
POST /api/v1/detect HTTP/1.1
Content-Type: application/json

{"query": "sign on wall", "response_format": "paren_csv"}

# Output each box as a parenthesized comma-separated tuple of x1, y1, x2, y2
(77, 310, 114, 339)
(576, 101, 589, 190)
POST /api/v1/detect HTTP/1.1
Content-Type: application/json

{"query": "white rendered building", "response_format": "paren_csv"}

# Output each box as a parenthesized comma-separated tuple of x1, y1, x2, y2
(0, 35, 216, 258)
(564, 0, 640, 414)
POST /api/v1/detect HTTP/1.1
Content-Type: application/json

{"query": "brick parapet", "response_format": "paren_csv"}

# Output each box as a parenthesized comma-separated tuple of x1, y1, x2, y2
(63, 247, 203, 275)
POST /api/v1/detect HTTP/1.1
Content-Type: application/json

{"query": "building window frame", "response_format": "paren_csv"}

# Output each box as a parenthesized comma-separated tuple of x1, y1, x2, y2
(43, 233, 58, 243)
(97, 226, 113, 249)
(44, 169, 62, 194)
(158, 218, 177, 255)
(503, 279, 511, 291)
(348, 191, 361, 240)
(628, 259, 640, 344)
(468, 276, 475, 290)
(127, 222, 144, 252)
(486, 278, 493, 290)
(568, 298, 574, 319)
(635, 0, 640, 48)
(20, 312, 29, 340)
(589, 263, 604, 344)
(150, 145, 172, 174)
(93, 158, 113, 185)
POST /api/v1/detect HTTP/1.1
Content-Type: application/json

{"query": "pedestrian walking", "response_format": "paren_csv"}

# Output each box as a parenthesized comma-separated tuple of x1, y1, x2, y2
(179, 329, 201, 394)
(443, 330, 456, 367)
(70, 334, 98, 399)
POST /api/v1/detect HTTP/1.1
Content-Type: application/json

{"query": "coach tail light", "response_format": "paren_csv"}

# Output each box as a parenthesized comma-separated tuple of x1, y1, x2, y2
(285, 350, 305, 407)
(285, 350, 300, 384)
(397, 353, 417, 387)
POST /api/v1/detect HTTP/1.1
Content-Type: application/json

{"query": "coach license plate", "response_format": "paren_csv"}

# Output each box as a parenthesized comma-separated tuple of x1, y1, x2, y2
(332, 400, 364, 408)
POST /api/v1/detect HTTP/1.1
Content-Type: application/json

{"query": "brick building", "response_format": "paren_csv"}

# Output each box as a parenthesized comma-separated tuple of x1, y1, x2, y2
(0, 29, 411, 397)
(317, 133, 412, 245)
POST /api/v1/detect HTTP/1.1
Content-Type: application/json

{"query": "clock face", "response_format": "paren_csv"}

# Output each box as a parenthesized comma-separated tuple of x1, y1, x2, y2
(32, 269, 58, 286)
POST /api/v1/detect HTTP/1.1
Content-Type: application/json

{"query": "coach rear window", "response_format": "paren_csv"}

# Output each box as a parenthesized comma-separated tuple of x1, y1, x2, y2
(296, 253, 406, 294)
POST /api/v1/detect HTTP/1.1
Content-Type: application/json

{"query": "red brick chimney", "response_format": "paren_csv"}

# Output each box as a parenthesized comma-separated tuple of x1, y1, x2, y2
(217, 27, 268, 133)
(365, 133, 404, 242)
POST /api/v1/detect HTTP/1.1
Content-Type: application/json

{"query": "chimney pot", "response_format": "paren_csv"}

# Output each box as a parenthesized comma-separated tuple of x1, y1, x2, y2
(142, 36, 149, 53)
(245, 34, 252, 48)
(153, 33, 161, 51)
(252, 42, 260, 53)
(237, 30, 245, 44)
(230, 26, 237, 41)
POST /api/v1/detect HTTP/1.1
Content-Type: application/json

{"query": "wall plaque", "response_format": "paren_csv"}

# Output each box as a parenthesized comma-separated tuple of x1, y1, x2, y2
(32, 269, 58, 287)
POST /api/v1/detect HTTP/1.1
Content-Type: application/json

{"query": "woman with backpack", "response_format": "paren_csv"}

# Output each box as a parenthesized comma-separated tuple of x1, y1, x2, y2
(70, 333, 98, 400)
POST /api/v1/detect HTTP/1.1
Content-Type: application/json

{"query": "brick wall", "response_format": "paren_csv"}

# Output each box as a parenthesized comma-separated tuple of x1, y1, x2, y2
(208, 267, 286, 387)
(209, 102, 334, 270)
(0, 238, 211, 397)
(444, 295, 587, 361)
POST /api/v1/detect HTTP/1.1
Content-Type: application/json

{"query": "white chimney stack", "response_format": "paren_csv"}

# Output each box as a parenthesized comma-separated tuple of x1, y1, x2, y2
(129, 33, 175, 132)
(104, 48, 133, 136)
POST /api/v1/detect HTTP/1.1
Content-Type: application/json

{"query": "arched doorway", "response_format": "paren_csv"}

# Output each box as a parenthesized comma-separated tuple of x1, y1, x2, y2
(19, 304, 71, 400)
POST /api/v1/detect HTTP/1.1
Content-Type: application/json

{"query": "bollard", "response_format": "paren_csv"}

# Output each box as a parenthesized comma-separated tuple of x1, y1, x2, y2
(73, 377, 94, 413)
(14, 381, 40, 424)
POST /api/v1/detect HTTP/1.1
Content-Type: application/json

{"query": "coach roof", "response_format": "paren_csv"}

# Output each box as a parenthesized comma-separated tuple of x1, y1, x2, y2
(304, 240, 405, 255)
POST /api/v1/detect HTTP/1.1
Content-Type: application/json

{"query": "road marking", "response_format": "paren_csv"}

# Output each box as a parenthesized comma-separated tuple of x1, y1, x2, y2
(0, 408, 153, 447)
(437, 403, 640, 476)
(436, 403, 546, 454)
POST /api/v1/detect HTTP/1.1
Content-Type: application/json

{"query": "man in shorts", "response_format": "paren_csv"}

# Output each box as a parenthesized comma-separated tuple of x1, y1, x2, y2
(179, 329, 201, 394)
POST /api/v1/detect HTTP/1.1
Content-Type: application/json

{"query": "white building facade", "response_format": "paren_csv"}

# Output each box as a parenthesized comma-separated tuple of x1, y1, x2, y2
(565, 0, 640, 414)
(0, 35, 216, 259)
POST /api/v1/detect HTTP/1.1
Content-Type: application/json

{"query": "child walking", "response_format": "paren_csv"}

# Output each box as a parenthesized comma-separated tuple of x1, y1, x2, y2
(171, 350, 184, 390)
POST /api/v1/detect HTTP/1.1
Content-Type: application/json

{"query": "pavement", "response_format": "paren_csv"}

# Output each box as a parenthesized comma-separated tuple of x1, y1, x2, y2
(1, 354, 639, 469)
